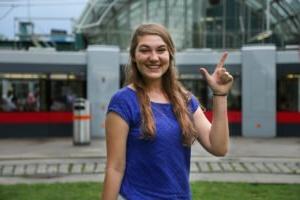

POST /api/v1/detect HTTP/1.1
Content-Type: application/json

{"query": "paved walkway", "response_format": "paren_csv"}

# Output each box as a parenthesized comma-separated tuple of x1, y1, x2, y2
(0, 137, 299, 184)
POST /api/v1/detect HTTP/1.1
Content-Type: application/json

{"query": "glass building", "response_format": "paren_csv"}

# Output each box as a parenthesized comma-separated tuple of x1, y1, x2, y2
(75, 0, 300, 50)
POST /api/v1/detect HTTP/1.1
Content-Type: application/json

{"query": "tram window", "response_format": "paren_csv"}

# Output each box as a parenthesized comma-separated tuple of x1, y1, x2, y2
(50, 80, 85, 112)
(0, 77, 41, 112)
(228, 75, 241, 110)
(277, 74, 299, 111)
(180, 79, 208, 108)
(120, 65, 126, 87)
(206, 75, 241, 110)
(179, 75, 241, 111)
(0, 73, 86, 112)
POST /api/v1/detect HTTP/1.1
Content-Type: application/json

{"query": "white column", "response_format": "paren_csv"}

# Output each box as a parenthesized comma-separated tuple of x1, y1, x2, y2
(87, 45, 120, 138)
(242, 45, 276, 137)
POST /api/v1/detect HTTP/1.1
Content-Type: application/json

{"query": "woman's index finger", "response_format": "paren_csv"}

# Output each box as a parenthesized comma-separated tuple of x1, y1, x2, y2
(216, 52, 228, 68)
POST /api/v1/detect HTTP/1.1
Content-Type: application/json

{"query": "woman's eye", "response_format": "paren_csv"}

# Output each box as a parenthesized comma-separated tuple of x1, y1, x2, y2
(157, 49, 166, 53)
(139, 49, 150, 53)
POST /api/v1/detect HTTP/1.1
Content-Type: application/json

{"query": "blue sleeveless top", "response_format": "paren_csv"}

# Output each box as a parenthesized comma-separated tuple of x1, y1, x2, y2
(107, 87, 199, 200)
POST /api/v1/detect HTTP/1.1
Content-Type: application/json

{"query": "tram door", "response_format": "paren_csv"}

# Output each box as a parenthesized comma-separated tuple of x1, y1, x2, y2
(277, 71, 300, 136)
(277, 74, 300, 112)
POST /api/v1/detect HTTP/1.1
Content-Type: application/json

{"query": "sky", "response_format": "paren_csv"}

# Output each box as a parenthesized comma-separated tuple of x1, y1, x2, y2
(0, 0, 89, 39)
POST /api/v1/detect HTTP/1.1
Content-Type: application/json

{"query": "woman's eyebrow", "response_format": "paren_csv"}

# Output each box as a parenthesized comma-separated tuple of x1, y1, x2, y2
(138, 44, 167, 48)
(138, 44, 150, 48)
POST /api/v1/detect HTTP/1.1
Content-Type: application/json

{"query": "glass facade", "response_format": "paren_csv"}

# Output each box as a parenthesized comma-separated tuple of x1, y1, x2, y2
(75, 0, 300, 50)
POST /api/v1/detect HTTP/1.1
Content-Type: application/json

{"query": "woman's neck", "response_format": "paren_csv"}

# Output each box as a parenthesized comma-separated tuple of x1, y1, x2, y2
(129, 82, 169, 103)
(145, 82, 169, 103)
(144, 79, 163, 92)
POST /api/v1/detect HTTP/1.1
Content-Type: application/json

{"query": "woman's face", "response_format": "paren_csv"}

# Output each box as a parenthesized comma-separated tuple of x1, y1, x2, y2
(134, 35, 170, 82)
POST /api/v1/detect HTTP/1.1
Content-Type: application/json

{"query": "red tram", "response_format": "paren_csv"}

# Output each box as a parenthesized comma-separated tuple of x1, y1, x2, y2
(0, 58, 299, 137)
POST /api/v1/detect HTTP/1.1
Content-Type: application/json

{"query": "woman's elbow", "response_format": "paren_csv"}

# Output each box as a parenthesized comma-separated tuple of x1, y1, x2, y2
(212, 147, 228, 157)
(214, 151, 227, 157)
(106, 163, 125, 175)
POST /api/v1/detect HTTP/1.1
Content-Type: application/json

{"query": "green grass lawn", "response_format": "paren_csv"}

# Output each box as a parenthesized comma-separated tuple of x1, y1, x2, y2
(0, 181, 299, 200)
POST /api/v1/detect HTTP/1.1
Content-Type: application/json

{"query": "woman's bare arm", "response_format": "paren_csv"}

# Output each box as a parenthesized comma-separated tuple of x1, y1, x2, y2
(101, 112, 129, 200)
(193, 52, 233, 156)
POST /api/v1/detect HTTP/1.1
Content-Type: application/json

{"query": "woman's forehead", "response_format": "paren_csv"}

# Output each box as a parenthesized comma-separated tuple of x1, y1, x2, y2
(137, 35, 167, 47)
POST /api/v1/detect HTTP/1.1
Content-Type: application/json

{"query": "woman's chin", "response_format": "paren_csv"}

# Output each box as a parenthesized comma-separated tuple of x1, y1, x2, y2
(143, 73, 163, 81)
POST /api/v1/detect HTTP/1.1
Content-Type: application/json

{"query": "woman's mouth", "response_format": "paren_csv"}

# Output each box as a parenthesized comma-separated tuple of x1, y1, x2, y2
(146, 65, 160, 69)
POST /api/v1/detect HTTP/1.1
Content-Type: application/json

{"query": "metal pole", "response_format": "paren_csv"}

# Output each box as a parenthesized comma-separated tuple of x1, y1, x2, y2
(27, 0, 31, 22)
(222, 0, 226, 48)
(266, 0, 270, 31)
(184, 0, 188, 48)
(164, 0, 169, 28)
(143, 0, 148, 22)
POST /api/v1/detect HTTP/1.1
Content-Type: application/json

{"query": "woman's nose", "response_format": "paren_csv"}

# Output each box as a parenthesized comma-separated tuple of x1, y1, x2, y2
(149, 51, 159, 61)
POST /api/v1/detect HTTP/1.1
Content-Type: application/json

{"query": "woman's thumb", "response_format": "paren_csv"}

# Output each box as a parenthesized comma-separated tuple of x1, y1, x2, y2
(200, 68, 210, 80)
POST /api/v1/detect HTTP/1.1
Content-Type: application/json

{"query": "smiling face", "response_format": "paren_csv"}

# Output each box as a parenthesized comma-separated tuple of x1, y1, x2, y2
(133, 35, 170, 83)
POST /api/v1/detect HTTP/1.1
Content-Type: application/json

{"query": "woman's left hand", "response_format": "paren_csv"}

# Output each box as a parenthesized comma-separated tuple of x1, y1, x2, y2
(200, 52, 233, 95)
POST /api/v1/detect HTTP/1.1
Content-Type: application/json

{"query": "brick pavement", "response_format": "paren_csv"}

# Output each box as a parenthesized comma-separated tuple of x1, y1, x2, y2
(0, 137, 299, 184)
(0, 156, 299, 184)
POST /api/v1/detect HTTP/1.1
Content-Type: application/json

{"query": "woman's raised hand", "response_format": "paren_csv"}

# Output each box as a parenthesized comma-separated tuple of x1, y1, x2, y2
(200, 52, 233, 95)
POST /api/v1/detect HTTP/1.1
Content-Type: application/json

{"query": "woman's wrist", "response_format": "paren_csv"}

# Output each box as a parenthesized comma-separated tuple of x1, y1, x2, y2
(213, 92, 227, 96)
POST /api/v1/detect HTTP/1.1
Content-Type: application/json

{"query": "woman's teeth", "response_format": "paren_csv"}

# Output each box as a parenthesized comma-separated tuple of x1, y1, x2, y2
(147, 65, 160, 69)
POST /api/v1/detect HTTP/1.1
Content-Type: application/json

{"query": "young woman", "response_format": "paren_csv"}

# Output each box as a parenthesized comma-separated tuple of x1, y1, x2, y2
(102, 23, 233, 200)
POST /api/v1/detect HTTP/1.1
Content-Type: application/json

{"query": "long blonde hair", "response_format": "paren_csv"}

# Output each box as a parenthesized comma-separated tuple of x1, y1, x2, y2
(125, 23, 196, 146)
